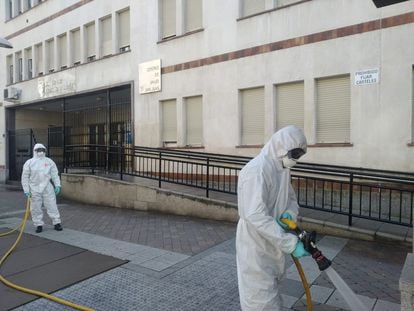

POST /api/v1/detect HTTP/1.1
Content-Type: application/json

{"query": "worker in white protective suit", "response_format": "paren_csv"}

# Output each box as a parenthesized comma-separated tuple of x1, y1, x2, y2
(236, 125, 310, 311)
(21, 143, 63, 233)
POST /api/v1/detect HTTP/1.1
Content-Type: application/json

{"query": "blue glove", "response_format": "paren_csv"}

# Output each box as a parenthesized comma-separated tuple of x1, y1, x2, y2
(292, 241, 310, 258)
(276, 212, 293, 230)
(24, 192, 32, 198)
(54, 186, 61, 195)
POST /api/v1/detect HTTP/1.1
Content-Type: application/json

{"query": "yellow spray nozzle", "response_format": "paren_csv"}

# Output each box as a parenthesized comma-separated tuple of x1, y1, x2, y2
(280, 218, 297, 230)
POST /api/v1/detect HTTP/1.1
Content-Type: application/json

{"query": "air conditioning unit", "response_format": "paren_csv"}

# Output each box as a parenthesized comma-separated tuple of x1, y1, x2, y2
(3, 86, 21, 101)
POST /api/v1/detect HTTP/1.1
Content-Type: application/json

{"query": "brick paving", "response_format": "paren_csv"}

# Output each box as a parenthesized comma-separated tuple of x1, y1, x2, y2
(0, 184, 412, 310)
(58, 199, 236, 255)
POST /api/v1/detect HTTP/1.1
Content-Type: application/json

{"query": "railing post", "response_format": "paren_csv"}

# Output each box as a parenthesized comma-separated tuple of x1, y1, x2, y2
(158, 152, 162, 188)
(348, 173, 354, 226)
(120, 146, 124, 180)
(206, 157, 210, 198)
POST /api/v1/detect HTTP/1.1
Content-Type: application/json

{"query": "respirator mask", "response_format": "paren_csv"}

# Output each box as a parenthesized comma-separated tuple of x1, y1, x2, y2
(34, 147, 46, 157)
(282, 148, 305, 169)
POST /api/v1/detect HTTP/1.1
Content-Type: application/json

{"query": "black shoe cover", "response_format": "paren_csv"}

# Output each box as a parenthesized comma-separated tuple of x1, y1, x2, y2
(54, 223, 63, 231)
(36, 226, 43, 233)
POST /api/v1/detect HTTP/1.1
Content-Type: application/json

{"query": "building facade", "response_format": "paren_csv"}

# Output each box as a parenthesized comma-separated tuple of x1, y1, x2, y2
(0, 0, 413, 182)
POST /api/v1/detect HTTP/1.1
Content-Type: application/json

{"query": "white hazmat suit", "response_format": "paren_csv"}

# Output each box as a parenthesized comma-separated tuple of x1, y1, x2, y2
(236, 125, 307, 310)
(21, 143, 62, 227)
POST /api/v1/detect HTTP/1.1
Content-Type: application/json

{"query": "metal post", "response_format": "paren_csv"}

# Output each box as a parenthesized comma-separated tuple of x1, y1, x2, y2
(63, 99, 66, 173)
(158, 152, 162, 188)
(120, 146, 124, 180)
(206, 157, 210, 198)
(348, 173, 354, 226)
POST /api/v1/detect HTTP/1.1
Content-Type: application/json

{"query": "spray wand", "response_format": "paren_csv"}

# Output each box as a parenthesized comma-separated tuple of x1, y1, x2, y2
(281, 218, 331, 271)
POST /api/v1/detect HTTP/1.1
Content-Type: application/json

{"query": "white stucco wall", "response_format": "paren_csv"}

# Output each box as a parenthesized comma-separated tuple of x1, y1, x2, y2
(0, 0, 413, 183)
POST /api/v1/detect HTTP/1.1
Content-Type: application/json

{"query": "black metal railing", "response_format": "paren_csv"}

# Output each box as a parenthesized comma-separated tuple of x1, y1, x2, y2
(63, 145, 414, 227)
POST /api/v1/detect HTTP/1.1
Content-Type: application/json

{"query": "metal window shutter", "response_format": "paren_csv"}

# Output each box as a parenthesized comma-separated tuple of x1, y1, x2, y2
(276, 81, 304, 131)
(119, 9, 130, 48)
(162, 0, 176, 39)
(243, 0, 266, 16)
(36, 44, 43, 73)
(186, 96, 203, 145)
(185, 0, 202, 32)
(72, 29, 80, 63)
(47, 40, 54, 71)
(86, 23, 95, 57)
(316, 75, 351, 143)
(59, 34, 67, 67)
(162, 100, 177, 142)
(241, 87, 264, 145)
(102, 17, 112, 56)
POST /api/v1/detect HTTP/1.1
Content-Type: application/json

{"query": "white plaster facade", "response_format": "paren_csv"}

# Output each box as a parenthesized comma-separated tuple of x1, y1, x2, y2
(0, 0, 414, 183)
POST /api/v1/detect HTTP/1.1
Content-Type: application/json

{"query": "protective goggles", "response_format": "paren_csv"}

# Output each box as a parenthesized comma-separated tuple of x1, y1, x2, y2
(34, 148, 46, 153)
(287, 148, 306, 160)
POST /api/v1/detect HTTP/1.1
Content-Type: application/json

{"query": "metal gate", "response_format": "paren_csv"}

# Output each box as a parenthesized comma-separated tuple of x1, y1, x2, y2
(64, 85, 132, 172)
(7, 85, 132, 181)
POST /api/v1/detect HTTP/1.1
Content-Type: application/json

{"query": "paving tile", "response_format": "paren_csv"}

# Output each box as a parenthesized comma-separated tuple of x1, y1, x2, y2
(326, 290, 376, 310)
(300, 285, 335, 304)
(373, 299, 400, 311)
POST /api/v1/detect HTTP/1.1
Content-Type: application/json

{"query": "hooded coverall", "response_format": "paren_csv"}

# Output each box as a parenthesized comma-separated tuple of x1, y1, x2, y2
(21, 143, 61, 227)
(236, 125, 307, 311)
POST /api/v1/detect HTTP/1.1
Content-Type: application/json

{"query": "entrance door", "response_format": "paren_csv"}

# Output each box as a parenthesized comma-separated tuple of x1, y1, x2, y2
(8, 129, 33, 180)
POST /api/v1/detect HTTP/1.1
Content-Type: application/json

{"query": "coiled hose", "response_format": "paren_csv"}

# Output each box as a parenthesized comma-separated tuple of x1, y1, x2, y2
(0, 198, 95, 311)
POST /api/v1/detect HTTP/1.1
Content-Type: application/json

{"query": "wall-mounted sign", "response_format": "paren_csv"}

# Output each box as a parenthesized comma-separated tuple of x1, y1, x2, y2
(354, 68, 379, 86)
(139, 59, 161, 94)
(38, 72, 76, 98)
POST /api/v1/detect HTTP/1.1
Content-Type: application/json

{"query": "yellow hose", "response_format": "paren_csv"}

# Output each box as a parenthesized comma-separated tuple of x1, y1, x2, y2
(281, 218, 312, 310)
(292, 256, 313, 311)
(0, 198, 95, 311)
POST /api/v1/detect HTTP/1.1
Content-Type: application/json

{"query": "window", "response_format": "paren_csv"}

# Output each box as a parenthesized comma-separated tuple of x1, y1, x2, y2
(46, 39, 54, 73)
(16, 52, 22, 82)
(85, 22, 96, 61)
(71, 28, 81, 65)
(184, 0, 202, 33)
(161, 0, 176, 39)
(316, 75, 351, 143)
(118, 9, 130, 52)
(101, 16, 112, 57)
(161, 100, 177, 145)
(35, 43, 43, 76)
(185, 96, 203, 146)
(275, 81, 304, 131)
(242, 0, 265, 17)
(6, 55, 13, 84)
(241, 87, 265, 145)
(25, 47, 33, 79)
(6, 0, 13, 19)
(28, 58, 32, 79)
(58, 34, 67, 69)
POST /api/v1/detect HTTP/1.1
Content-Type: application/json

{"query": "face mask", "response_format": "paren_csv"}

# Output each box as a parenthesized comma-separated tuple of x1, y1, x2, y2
(282, 156, 297, 169)
(36, 151, 45, 157)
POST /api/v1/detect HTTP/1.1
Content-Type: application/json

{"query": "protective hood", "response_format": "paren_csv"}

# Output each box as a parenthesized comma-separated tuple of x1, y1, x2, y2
(33, 143, 47, 158)
(260, 125, 307, 161)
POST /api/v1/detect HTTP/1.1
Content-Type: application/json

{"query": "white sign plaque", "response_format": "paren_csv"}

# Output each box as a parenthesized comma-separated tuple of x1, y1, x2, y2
(38, 73, 76, 98)
(139, 59, 161, 94)
(354, 68, 379, 86)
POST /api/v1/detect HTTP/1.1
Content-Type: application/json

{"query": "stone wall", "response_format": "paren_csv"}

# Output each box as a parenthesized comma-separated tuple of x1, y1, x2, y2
(61, 173, 238, 223)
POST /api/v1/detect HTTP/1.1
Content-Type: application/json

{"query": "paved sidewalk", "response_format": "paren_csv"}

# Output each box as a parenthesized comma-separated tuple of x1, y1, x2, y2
(0, 185, 412, 310)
